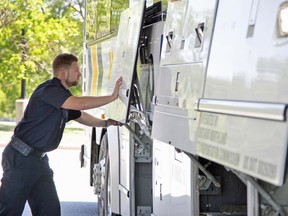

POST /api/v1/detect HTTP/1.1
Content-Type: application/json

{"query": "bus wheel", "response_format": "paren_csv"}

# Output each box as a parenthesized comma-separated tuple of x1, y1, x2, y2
(96, 133, 111, 216)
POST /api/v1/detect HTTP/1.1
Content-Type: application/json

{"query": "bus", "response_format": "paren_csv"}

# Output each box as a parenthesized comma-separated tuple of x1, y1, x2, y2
(81, 0, 288, 215)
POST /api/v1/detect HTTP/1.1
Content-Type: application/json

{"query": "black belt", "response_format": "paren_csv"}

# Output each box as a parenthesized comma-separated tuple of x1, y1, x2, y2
(9, 136, 46, 159)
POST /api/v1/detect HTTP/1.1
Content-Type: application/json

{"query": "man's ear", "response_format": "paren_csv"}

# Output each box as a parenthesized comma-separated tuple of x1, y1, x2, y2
(58, 68, 67, 78)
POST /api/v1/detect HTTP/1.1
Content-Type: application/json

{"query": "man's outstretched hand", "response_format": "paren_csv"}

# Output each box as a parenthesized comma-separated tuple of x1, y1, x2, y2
(107, 118, 123, 127)
(112, 77, 123, 100)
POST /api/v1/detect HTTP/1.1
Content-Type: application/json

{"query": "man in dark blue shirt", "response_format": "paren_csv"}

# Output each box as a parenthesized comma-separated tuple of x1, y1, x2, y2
(0, 53, 122, 216)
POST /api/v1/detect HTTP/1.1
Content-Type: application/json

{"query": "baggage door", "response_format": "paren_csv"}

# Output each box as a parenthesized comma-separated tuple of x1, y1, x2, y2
(197, 0, 288, 186)
(105, 0, 146, 124)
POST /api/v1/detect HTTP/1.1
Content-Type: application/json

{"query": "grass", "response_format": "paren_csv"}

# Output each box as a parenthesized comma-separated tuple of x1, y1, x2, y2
(63, 127, 83, 133)
(0, 124, 15, 132)
(0, 123, 83, 133)
(0, 121, 84, 149)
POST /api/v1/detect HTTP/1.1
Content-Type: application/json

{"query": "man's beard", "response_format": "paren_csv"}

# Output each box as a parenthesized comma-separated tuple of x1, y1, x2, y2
(66, 79, 78, 87)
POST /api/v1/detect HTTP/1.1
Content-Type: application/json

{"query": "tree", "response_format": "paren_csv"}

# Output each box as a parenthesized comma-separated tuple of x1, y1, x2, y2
(0, 0, 84, 118)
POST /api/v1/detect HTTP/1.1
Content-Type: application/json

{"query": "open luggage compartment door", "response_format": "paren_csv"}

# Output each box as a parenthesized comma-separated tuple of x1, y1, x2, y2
(105, 0, 146, 123)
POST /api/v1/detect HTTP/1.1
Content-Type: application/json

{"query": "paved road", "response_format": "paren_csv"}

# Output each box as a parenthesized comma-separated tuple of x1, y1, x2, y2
(0, 148, 99, 216)
(23, 202, 98, 216)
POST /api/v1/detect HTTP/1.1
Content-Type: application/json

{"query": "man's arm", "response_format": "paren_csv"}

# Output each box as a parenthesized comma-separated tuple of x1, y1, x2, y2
(61, 95, 116, 110)
(61, 77, 122, 110)
(75, 111, 120, 127)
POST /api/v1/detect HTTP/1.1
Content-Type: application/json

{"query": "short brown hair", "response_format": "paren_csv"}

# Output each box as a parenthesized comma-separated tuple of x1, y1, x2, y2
(52, 53, 78, 76)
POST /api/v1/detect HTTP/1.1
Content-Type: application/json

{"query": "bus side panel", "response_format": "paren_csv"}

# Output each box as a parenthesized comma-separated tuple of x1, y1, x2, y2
(107, 126, 121, 214)
(153, 140, 198, 216)
(82, 38, 116, 172)
(199, 0, 288, 186)
(151, 0, 218, 154)
(119, 126, 131, 215)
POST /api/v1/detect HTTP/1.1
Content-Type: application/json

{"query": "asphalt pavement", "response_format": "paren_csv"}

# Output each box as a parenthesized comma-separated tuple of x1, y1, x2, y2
(23, 201, 98, 216)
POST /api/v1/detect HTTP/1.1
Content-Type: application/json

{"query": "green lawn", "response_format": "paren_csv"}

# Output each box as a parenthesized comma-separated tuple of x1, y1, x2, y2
(0, 122, 84, 149)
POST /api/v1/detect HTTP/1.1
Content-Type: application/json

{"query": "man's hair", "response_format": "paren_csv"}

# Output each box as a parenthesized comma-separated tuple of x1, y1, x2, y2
(52, 53, 78, 76)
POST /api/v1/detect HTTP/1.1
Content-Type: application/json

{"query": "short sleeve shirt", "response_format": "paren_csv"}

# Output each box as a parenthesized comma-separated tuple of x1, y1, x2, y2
(14, 78, 81, 152)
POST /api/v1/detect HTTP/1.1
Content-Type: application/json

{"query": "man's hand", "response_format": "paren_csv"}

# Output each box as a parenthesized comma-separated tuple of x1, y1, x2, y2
(106, 118, 123, 127)
(112, 77, 123, 100)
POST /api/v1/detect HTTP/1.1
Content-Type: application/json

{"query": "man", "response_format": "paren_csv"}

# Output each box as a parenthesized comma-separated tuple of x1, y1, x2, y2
(0, 53, 122, 216)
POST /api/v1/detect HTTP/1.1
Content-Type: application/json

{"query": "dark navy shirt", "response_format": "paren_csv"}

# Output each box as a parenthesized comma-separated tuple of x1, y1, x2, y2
(14, 77, 81, 152)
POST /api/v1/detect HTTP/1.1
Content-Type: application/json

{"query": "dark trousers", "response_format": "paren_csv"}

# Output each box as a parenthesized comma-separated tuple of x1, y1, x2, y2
(0, 145, 60, 216)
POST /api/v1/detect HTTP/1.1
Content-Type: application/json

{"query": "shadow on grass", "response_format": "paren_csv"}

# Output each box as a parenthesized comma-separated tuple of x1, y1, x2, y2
(0, 124, 82, 133)
(0, 125, 15, 132)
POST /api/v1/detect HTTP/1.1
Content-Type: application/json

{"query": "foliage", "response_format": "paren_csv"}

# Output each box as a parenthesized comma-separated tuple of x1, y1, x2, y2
(0, 0, 84, 118)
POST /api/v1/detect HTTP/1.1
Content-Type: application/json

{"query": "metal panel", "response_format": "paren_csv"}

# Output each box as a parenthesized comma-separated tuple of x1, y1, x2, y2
(169, 149, 195, 216)
(199, 0, 288, 185)
(152, 63, 204, 154)
(196, 111, 288, 186)
(153, 141, 171, 216)
(204, 0, 288, 103)
(152, 0, 218, 155)
(107, 126, 121, 214)
(152, 140, 198, 216)
(105, 0, 146, 123)
(119, 126, 131, 215)
(160, 0, 218, 65)
(152, 102, 198, 154)
(195, 99, 287, 121)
